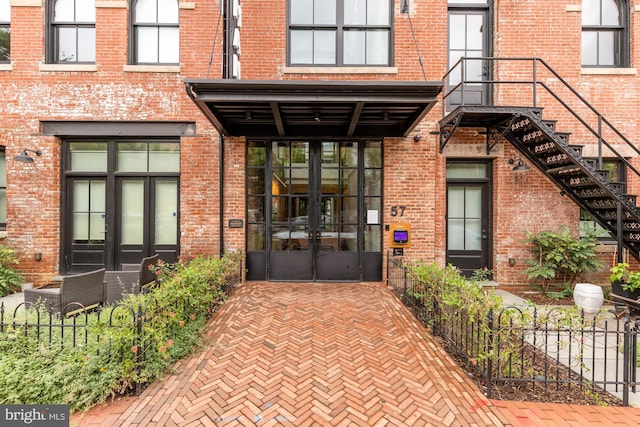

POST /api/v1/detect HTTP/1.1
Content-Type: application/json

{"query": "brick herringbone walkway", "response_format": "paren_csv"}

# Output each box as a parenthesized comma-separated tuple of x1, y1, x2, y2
(72, 282, 640, 426)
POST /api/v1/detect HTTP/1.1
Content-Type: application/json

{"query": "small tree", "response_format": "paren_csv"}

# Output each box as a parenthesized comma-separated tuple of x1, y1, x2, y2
(524, 226, 603, 294)
(0, 244, 24, 297)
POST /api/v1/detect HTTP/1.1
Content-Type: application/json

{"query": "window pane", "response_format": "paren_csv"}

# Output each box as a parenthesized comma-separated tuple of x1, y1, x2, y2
(70, 142, 107, 172)
(290, 30, 312, 64)
(364, 169, 381, 196)
(57, 27, 77, 62)
(248, 224, 265, 251)
(158, 0, 179, 24)
(291, 0, 313, 25)
(121, 181, 144, 245)
(0, 0, 9, 21)
(340, 143, 358, 167)
(0, 27, 8, 62)
(344, 0, 366, 25)
(90, 181, 106, 211)
(446, 163, 487, 178)
(248, 169, 265, 194)
(315, 0, 336, 25)
(135, 0, 157, 23)
(73, 212, 89, 241)
(344, 30, 365, 64)
(364, 225, 380, 251)
(341, 197, 358, 223)
(582, 0, 600, 25)
(77, 27, 95, 62)
(449, 15, 466, 50)
(367, 0, 389, 25)
(366, 31, 388, 65)
(149, 143, 180, 172)
(364, 141, 381, 167)
(76, 0, 96, 22)
(0, 188, 5, 224)
(448, 187, 465, 217)
(137, 27, 159, 63)
(314, 30, 336, 64)
(340, 224, 357, 251)
(155, 180, 178, 245)
(0, 152, 5, 187)
(582, 31, 598, 65)
(313, 31, 336, 64)
(598, 31, 615, 65)
(465, 186, 482, 217)
(248, 141, 266, 167)
(447, 218, 465, 250)
(54, 0, 74, 21)
(158, 27, 179, 63)
(118, 143, 148, 172)
(248, 197, 265, 222)
(601, 0, 620, 25)
(467, 14, 483, 50)
(465, 219, 482, 250)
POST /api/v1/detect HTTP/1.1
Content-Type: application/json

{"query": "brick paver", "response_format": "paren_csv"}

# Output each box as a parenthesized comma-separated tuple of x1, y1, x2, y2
(72, 282, 640, 426)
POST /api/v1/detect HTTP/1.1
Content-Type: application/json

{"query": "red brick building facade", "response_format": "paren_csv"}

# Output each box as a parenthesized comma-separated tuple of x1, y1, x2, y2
(1, 0, 639, 286)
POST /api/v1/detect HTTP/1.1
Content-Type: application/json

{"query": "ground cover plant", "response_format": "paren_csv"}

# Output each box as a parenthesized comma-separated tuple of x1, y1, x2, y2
(0, 253, 240, 412)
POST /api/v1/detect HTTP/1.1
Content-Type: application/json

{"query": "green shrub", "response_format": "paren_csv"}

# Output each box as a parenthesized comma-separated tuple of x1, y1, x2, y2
(523, 226, 603, 294)
(0, 244, 24, 297)
(0, 252, 240, 412)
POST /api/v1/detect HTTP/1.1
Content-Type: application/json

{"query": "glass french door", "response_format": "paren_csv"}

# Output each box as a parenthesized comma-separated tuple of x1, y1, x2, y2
(246, 140, 382, 282)
(446, 161, 491, 277)
(116, 177, 179, 267)
(447, 1, 491, 108)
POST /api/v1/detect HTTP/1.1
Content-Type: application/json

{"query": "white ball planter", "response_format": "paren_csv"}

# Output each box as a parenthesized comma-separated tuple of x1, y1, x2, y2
(573, 283, 604, 314)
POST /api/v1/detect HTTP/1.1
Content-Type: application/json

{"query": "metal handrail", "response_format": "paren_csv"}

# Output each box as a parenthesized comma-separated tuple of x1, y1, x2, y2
(442, 57, 640, 182)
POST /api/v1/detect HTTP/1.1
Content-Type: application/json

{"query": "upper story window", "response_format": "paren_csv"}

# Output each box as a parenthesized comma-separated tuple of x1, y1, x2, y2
(288, 0, 392, 66)
(132, 0, 179, 65)
(47, 0, 95, 63)
(582, 0, 628, 67)
(0, 0, 9, 63)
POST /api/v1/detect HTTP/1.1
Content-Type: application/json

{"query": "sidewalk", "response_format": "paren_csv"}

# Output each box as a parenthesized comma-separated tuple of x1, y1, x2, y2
(70, 282, 640, 426)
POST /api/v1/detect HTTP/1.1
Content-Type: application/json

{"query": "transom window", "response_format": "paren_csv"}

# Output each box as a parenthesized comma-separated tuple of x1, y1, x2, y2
(582, 0, 628, 67)
(48, 0, 95, 63)
(288, 0, 392, 66)
(132, 0, 180, 65)
(0, 0, 9, 63)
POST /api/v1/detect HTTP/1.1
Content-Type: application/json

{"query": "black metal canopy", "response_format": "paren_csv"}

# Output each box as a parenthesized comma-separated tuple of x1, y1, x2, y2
(184, 79, 442, 138)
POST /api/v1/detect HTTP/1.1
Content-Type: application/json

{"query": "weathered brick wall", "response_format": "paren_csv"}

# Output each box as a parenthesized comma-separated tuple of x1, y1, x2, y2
(1, 1, 224, 283)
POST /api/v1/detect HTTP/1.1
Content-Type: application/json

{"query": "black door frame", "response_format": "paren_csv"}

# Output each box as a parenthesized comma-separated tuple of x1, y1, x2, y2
(445, 159, 493, 277)
(447, 0, 493, 107)
(246, 139, 382, 282)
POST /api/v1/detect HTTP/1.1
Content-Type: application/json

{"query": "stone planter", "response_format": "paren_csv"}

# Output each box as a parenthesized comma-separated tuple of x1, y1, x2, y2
(573, 283, 604, 313)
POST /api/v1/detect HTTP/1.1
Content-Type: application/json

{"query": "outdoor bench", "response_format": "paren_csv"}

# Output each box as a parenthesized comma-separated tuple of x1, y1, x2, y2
(104, 254, 159, 304)
(24, 268, 106, 315)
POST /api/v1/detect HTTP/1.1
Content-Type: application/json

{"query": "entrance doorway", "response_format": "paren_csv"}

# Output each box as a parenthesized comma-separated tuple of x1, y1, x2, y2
(447, 0, 492, 108)
(246, 140, 382, 282)
(62, 141, 180, 273)
(446, 161, 492, 277)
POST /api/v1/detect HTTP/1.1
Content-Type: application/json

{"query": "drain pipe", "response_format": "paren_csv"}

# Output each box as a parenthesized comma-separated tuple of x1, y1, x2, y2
(219, 134, 225, 257)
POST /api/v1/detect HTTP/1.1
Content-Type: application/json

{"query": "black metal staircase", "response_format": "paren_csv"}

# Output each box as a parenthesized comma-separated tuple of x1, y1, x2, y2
(439, 57, 640, 261)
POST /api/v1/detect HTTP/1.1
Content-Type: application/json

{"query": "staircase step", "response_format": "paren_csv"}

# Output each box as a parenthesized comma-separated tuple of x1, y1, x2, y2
(541, 119, 557, 132)
(546, 164, 585, 176)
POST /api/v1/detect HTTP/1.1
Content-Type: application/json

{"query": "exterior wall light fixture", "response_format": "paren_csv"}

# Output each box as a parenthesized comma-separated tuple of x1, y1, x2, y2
(14, 148, 42, 163)
(508, 158, 530, 173)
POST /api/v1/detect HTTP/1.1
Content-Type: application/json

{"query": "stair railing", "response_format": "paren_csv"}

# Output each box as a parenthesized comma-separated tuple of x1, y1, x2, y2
(442, 57, 640, 181)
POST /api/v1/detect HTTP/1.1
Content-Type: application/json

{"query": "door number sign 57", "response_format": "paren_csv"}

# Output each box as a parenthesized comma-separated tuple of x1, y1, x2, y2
(390, 205, 406, 217)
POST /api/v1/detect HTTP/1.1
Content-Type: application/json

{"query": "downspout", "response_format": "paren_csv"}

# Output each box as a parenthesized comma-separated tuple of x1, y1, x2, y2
(220, 134, 225, 256)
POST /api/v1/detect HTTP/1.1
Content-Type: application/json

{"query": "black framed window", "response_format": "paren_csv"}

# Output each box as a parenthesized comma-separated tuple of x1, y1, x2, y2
(131, 0, 179, 65)
(0, 0, 9, 63)
(582, 0, 629, 67)
(47, 0, 95, 63)
(288, 0, 392, 66)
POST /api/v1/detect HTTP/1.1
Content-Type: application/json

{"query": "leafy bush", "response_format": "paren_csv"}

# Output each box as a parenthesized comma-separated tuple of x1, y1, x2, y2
(523, 227, 603, 294)
(0, 244, 24, 297)
(0, 252, 240, 411)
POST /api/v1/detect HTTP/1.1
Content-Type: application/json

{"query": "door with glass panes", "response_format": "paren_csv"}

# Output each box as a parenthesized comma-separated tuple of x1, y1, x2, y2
(246, 140, 382, 282)
(63, 141, 180, 273)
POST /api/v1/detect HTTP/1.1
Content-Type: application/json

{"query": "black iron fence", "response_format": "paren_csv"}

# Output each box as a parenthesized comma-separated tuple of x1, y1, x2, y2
(0, 275, 239, 396)
(387, 257, 640, 406)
